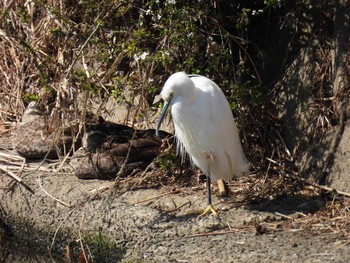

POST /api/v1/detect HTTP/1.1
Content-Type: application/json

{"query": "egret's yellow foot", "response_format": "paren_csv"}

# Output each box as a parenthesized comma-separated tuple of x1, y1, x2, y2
(198, 204, 218, 218)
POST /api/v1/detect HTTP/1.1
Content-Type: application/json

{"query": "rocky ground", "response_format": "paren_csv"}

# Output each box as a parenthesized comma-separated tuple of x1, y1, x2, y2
(0, 166, 349, 262)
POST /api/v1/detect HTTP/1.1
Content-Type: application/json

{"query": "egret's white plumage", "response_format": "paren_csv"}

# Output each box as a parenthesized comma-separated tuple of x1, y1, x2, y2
(157, 72, 248, 215)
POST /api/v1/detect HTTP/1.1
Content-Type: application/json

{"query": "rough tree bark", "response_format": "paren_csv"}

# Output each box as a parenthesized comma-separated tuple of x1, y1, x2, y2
(323, 1, 350, 189)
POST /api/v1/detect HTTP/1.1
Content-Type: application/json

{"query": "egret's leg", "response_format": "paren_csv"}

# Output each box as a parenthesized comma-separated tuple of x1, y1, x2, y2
(198, 175, 218, 217)
(207, 175, 212, 204)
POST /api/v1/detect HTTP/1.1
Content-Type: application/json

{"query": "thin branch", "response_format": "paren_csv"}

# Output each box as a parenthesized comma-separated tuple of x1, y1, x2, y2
(166, 200, 191, 213)
(281, 169, 350, 198)
(0, 164, 34, 194)
(37, 174, 71, 207)
(113, 129, 138, 187)
(65, 24, 100, 78)
(130, 190, 177, 205)
(49, 205, 79, 252)
(185, 227, 252, 238)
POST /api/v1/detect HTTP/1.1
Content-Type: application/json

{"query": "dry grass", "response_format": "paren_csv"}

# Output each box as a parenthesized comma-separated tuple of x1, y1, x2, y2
(0, 1, 349, 250)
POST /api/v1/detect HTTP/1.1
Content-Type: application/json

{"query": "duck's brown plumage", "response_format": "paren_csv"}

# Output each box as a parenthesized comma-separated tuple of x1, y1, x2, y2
(70, 119, 171, 179)
(12, 102, 78, 159)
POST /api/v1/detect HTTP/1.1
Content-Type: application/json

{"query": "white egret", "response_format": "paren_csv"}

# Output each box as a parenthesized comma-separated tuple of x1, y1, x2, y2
(156, 72, 248, 216)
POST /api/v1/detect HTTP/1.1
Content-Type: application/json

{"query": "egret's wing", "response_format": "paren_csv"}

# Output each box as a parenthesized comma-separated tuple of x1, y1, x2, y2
(190, 76, 249, 179)
(171, 76, 220, 174)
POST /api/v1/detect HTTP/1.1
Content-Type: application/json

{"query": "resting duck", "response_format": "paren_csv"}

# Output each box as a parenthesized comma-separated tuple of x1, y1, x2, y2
(12, 101, 78, 159)
(69, 119, 171, 179)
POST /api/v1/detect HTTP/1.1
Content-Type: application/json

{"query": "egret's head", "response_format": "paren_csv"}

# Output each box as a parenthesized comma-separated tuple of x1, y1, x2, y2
(161, 72, 194, 103)
(156, 72, 193, 136)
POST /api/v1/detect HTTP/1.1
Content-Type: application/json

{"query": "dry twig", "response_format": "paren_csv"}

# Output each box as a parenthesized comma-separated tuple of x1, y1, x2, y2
(37, 174, 70, 207)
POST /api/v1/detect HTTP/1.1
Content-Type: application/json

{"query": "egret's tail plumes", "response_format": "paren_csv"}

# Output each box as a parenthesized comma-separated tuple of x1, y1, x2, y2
(224, 138, 249, 178)
(223, 119, 249, 179)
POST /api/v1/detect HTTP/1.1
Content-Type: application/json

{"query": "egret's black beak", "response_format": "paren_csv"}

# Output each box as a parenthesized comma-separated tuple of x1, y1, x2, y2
(156, 101, 170, 137)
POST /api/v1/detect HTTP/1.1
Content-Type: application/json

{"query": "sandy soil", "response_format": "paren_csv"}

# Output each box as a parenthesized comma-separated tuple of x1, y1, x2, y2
(0, 169, 349, 263)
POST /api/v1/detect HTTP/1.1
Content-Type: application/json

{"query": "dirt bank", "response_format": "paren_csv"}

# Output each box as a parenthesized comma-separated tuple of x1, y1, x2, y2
(1, 169, 349, 262)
